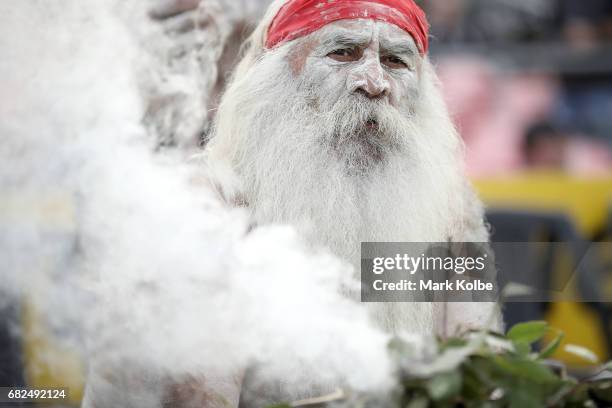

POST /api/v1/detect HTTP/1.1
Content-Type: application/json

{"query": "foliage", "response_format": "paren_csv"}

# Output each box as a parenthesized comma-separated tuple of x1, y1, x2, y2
(267, 322, 612, 408)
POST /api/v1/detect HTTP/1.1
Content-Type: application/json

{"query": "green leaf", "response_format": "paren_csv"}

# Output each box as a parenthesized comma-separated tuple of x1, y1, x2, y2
(507, 388, 544, 408)
(389, 336, 420, 361)
(513, 341, 531, 356)
(444, 338, 468, 349)
(470, 403, 500, 408)
(539, 331, 564, 359)
(405, 395, 429, 408)
(545, 379, 577, 406)
(588, 380, 612, 404)
(507, 321, 548, 345)
(426, 370, 462, 401)
(407, 344, 476, 378)
(565, 382, 592, 405)
(462, 364, 491, 401)
(492, 356, 559, 384)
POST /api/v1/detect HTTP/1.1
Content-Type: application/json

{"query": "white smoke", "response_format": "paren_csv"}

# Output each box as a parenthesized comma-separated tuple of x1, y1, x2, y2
(0, 0, 401, 403)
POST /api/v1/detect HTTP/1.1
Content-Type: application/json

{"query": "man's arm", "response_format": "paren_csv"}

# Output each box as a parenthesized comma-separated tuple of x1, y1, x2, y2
(140, 0, 271, 149)
(439, 182, 504, 338)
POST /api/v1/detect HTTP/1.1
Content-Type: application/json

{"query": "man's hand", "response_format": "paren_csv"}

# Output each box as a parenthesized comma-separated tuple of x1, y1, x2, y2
(149, 0, 214, 36)
(141, 0, 222, 149)
(142, 0, 270, 149)
(148, 0, 270, 35)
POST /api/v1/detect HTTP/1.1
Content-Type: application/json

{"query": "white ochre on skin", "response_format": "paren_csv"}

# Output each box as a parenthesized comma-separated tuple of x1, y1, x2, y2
(288, 19, 421, 110)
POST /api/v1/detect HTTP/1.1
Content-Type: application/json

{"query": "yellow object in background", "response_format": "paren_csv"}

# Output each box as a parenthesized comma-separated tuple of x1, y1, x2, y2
(474, 172, 612, 237)
(546, 302, 609, 366)
(22, 299, 85, 405)
(1, 191, 85, 405)
(475, 172, 612, 365)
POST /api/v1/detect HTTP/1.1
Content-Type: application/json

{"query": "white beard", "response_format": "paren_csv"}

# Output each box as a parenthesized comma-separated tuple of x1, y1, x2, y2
(207, 43, 490, 335)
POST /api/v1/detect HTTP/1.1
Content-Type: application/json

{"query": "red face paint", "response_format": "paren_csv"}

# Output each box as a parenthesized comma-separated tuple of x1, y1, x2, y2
(265, 0, 430, 55)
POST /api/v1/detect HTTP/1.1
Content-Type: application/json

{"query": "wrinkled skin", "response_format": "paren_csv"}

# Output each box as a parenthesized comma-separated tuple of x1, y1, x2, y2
(291, 19, 422, 110)
(284, 19, 423, 167)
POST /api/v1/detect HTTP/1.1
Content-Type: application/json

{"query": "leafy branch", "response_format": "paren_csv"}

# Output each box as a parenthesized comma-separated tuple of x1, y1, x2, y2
(268, 321, 612, 408)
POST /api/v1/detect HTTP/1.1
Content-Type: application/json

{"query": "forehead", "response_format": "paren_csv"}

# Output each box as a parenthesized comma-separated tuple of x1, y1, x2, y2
(310, 19, 418, 51)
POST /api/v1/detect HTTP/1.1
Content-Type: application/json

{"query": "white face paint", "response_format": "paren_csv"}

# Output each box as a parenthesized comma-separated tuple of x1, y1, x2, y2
(265, 20, 426, 170)
(293, 19, 421, 111)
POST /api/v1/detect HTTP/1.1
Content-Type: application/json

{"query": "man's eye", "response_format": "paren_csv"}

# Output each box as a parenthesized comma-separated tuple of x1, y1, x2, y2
(382, 55, 408, 69)
(327, 47, 361, 62)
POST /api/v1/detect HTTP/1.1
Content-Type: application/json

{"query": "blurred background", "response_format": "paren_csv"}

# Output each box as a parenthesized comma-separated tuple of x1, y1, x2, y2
(1, 0, 611, 405)
(427, 0, 612, 176)
(422, 0, 612, 367)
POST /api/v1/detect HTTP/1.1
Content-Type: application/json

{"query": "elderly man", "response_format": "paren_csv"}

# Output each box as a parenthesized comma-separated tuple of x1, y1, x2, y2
(207, 0, 499, 335)
(84, 0, 500, 406)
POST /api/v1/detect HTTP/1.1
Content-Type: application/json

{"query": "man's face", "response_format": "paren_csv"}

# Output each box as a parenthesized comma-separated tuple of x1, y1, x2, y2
(288, 19, 422, 111)
(278, 19, 423, 168)
(210, 13, 465, 255)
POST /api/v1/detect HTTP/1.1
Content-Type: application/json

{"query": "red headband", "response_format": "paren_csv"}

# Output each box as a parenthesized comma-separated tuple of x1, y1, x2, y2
(265, 0, 429, 55)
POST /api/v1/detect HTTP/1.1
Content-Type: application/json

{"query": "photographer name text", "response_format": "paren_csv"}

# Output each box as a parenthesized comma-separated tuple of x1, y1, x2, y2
(372, 279, 494, 292)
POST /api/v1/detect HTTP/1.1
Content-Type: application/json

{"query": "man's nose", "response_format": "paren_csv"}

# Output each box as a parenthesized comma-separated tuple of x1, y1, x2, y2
(350, 59, 390, 99)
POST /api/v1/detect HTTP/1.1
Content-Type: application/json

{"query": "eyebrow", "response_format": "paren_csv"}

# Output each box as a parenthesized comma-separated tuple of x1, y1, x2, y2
(319, 31, 372, 50)
(379, 38, 417, 57)
(317, 29, 418, 58)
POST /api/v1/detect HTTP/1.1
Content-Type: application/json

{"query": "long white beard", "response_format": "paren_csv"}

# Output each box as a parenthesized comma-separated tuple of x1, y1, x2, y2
(208, 44, 488, 334)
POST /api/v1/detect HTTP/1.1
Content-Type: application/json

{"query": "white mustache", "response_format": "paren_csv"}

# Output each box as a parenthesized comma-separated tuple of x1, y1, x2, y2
(316, 93, 409, 147)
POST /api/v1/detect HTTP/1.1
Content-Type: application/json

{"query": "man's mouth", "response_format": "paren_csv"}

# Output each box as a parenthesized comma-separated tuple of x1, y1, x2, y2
(365, 118, 378, 131)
